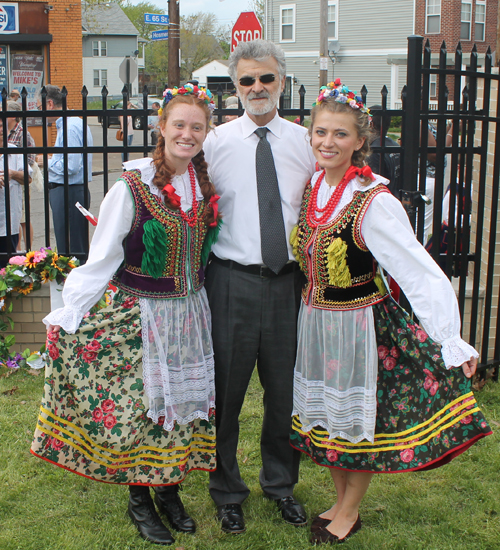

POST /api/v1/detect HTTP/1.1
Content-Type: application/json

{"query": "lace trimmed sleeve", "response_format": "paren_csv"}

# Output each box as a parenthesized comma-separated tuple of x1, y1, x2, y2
(362, 192, 478, 369)
(42, 179, 134, 333)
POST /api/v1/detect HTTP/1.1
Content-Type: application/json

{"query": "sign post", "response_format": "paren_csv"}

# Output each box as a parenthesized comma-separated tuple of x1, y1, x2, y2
(119, 57, 138, 95)
(231, 12, 262, 52)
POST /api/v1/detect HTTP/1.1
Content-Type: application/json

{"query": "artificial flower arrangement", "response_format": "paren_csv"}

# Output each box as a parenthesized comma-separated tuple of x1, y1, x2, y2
(0, 248, 79, 370)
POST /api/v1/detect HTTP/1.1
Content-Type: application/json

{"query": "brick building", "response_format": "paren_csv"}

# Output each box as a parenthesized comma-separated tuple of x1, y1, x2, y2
(0, 0, 84, 143)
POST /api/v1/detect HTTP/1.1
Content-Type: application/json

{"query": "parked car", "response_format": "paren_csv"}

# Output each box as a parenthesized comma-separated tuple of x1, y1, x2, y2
(98, 97, 161, 129)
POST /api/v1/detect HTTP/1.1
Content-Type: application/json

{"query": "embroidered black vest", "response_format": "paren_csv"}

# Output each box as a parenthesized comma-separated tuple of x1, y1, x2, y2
(293, 180, 390, 311)
(112, 170, 208, 299)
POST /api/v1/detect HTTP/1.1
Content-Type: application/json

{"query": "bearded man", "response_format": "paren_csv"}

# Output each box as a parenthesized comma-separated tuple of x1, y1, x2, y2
(203, 39, 316, 534)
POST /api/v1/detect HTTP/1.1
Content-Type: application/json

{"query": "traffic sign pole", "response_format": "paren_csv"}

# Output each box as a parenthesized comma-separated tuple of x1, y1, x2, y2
(168, 0, 180, 88)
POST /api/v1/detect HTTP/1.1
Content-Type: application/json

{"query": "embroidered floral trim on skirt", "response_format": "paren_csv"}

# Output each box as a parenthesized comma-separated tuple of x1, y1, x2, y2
(290, 299, 492, 473)
(31, 291, 216, 485)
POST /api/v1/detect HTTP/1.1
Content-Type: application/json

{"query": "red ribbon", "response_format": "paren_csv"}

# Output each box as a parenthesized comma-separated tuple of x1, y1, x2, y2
(208, 194, 220, 227)
(162, 183, 181, 208)
(349, 165, 375, 182)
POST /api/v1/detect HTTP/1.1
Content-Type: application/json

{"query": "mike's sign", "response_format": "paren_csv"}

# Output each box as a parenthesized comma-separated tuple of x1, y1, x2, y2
(0, 3, 18, 34)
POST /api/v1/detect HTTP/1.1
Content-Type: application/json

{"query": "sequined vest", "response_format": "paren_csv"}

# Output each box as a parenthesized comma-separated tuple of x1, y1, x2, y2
(112, 170, 208, 299)
(292, 180, 390, 311)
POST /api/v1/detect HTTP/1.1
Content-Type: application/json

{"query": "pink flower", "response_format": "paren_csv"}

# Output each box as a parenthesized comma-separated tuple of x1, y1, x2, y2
(460, 415, 472, 425)
(0, 268, 5, 276)
(326, 449, 338, 462)
(416, 329, 428, 343)
(86, 340, 101, 352)
(400, 448, 415, 463)
(179, 463, 186, 472)
(305, 438, 311, 447)
(157, 416, 165, 426)
(47, 343, 59, 360)
(378, 345, 389, 360)
(383, 356, 397, 371)
(94, 329, 106, 339)
(8, 255, 26, 265)
(33, 250, 47, 263)
(51, 437, 65, 450)
(82, 350, 97, 363)
(390, 347, 401, 359)
(103, 414, 117, 429)
(106, 467, 118, 475)
(430, 381, 439, 396)
(47, 330, 59, 343)
(92, 408, 103, 422)
(101, 399, 115, 413)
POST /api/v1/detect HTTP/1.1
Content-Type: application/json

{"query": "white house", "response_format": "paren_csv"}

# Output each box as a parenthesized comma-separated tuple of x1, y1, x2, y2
(81, 2, 145, 99)
(192, 59, 233, 92)
(264, 0, 414, 109)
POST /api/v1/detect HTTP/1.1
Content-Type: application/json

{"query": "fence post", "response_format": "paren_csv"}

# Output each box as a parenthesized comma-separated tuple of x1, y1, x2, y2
(401, 35, 423, 227)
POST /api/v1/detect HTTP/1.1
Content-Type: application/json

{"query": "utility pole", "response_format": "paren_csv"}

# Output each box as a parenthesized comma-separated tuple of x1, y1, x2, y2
(319, 0, 328, 87)
(168, 0, 180, 87)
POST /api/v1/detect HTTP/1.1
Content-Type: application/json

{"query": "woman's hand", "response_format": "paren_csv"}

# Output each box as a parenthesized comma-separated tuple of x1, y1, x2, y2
(461, 356, 477, 378)
(47, 324, 61, 335)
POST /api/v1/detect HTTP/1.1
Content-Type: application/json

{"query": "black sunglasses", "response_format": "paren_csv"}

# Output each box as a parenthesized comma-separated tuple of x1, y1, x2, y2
(238, 73, 276, 87)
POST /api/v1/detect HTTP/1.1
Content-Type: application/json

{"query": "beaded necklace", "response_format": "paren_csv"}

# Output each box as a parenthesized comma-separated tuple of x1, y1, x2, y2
(306, 165, 374, 228)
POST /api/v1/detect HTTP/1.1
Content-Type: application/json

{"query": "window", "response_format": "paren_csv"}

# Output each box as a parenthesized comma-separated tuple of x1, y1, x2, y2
(280, 4, 295, 42)
(475, 1, 486, 42)
(426, 0, 441, 33)
(93, 69, 107, 87)
(429, 74, 437, 97)
(460, 1, 472, 40)
(92, 40, 107, 57)
(328, 1, 338, 40)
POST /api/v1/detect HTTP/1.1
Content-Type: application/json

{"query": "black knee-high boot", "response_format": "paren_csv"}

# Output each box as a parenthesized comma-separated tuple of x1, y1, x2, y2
(128, 485, 175, 545)
(154, 484, 196, 533)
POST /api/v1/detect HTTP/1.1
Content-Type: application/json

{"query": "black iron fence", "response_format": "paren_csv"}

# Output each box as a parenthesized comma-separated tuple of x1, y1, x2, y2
(1, 35, 499, 378)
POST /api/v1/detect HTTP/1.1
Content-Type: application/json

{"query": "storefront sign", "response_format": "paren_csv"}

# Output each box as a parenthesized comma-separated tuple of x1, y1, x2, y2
(0, 45, 7, 91)
(12, 54, 43, 111)
(0, 3, 19, 34)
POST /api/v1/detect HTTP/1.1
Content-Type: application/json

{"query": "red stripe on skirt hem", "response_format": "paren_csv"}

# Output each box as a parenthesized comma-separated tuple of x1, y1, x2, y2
(289, 431, 492, 474)
(30, 449, 216, 486)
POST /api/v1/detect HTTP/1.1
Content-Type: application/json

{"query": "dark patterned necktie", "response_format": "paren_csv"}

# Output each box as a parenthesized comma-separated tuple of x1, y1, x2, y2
(255, 127, 289, 274)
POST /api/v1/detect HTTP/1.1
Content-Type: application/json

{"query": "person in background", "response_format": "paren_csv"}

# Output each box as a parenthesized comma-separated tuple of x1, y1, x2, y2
(148, 101, 161, 146)
(119, 101, 136, 163)
(203, 39, 316, 534)
(8, 89, 21, 103)
(224, 95, 239, 123)
(4, 100, 36, 251)
(366, 104, 400, 196)
(36, 84, 93, 257)
(0, 103, 32, 265)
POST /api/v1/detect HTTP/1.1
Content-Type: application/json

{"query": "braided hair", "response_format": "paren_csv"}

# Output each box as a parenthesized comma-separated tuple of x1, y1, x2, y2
(152, 94, 218, 226)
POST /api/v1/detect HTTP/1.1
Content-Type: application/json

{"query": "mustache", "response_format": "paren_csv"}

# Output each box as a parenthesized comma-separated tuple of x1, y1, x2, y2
(247, 91, 271, 100)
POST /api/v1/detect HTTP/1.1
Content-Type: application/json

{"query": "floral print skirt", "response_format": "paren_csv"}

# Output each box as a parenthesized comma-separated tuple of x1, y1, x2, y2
(31, 291, 216, 486)
(290, 299, 492, 473)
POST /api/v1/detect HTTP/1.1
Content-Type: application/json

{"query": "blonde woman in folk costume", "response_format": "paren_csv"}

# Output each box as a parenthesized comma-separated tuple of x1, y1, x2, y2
(289, 80, 492, 544)
(31, 85, 221, 546)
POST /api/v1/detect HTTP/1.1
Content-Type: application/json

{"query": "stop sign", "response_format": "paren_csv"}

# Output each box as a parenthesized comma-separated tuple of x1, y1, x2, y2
(231, 12, 262, 52)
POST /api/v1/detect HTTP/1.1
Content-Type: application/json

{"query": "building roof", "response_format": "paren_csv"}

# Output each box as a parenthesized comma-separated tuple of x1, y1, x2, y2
(81, 2, 139, 36)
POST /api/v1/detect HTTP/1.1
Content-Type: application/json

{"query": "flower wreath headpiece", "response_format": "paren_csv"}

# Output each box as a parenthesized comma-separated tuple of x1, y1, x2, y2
(313, 78, 370, 116)
(158, 83, 215, 115)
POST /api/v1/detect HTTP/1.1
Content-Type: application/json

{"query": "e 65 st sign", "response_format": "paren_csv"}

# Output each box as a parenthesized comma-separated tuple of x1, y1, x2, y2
(231, 12, 262, 52)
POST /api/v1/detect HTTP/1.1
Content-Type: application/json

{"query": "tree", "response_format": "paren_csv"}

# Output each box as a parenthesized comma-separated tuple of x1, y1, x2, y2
(251, 0, 265, 31)
(180, 12, 230, 81)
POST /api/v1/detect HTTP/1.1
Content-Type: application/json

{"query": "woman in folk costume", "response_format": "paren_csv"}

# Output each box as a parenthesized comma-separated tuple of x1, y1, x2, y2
(31, 86, 221, 546)
(288, 80, 492, 544)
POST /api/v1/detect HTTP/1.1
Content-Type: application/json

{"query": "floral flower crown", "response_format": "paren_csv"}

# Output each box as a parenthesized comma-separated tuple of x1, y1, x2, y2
(313, 78, 370, 116)
(158, 83, 215, 115)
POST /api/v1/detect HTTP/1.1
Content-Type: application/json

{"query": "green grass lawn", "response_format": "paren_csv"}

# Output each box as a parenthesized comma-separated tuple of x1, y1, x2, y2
(1, 368, 499, 550)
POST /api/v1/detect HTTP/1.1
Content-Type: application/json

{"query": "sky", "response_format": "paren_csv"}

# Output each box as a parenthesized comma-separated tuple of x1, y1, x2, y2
(165, 0, 253, 27)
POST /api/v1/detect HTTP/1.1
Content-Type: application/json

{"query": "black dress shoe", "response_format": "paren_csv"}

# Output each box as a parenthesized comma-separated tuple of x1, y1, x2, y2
(154, 485, 196, 533)
(128, 487, 175, 545)
(216, 503, 246, 534)
(275, 496, 307, 526)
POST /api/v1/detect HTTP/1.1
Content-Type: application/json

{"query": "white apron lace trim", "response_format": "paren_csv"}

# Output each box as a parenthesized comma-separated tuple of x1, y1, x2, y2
(140, 290, 215, 432)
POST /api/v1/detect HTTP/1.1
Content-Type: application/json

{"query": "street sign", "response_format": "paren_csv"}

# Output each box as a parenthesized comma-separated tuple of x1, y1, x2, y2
(151, 29, 169, 41)
(231, 12, 262, 52)
(144, 13, 169, 25)
(119, 57, 138, 85)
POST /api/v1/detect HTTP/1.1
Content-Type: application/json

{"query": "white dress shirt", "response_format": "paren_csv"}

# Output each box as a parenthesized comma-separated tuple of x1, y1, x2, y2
(204, 111, 316, 265)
